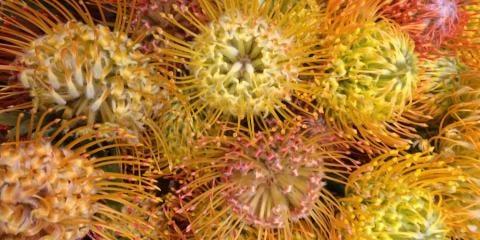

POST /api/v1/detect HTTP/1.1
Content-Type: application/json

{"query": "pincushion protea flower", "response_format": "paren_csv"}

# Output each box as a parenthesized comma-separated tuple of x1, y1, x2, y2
(172, 118, 352, 239)
(334, 150, 467, 239)
(380, 0, 468, 57)
(0, 111, 158, 239)
(0, 0, 171, 134)
(153, 0, 324, 137)
(317, 2, 421, 154)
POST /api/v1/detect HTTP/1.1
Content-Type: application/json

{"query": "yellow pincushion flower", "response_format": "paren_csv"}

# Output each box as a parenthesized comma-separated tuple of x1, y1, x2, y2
(153, 0, 324, 136)
(0, 0, 171, 134)
(316, 1, 421, 154)
(0, 112, 158, 239)
(188, 13, 298, 119)
(336, 150, 466, 240)
(322, 21, 417, 122)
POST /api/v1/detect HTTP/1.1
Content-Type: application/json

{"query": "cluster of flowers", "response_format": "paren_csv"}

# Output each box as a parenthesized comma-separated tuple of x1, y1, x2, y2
(0, 0, 479, 239)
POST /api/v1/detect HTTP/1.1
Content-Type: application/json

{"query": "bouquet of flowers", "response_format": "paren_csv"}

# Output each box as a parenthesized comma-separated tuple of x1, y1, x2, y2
(0, 0, 479, 239)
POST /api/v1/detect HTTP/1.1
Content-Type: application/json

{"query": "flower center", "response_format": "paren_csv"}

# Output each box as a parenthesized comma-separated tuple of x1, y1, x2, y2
(190, 12, 297, 119)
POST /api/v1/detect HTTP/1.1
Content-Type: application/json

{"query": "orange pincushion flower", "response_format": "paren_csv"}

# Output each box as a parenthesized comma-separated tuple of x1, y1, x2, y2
(0, 111, 158, 239)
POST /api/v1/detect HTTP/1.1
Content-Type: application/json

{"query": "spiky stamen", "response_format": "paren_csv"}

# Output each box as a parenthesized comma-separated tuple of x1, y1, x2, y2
(138, 0, 206, 34)
(454, 1, 480, 70)
(120, 197, 168, 239)
(132, 0, 208, 53)
(147, 95, 204, 170)
(432, 96, 480, 238)
(413, 57, 463, 120)
(0, 83, 31, 113)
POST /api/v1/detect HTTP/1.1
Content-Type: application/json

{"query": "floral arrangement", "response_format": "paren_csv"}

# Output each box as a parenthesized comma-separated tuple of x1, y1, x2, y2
(0, 0, 479, 239)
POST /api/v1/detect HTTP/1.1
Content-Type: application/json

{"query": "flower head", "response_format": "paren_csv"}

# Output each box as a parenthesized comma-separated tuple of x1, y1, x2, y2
(336, 150, 465, 239)
(174, 118, 351, 239)
(0, 0, 171, 134)
(154, 0, 324, 137)
(0, 111, 158, 239)
(0, 141, 98, 239)
(317, 13, 420, 153)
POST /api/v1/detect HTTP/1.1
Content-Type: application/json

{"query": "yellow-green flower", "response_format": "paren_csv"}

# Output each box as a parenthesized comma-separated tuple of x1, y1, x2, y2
(337, 150, 466, 240)
(317, 14, 420, 153)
